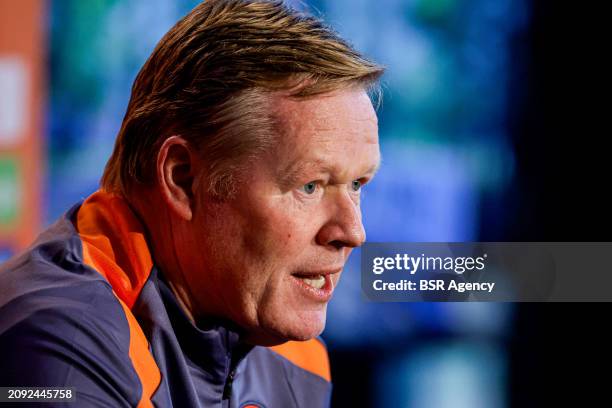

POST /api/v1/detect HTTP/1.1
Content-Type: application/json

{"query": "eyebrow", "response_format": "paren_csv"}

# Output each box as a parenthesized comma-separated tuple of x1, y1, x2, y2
(278, 159, 329, 188)
(278, 158, 381, 188)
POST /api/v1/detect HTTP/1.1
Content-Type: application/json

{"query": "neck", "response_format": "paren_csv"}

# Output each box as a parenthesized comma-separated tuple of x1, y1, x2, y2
(126, 189, 199, 324)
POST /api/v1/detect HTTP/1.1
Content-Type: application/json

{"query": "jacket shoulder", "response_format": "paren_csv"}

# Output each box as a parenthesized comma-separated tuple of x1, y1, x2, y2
(0, 213, 153, 406)
(0, 276, 145, 406)
(237, 340, 332, 408)
(268, 337, 331, 382)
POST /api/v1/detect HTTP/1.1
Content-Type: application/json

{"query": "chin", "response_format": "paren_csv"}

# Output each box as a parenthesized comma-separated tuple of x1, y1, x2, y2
(247, 308, 327, 346)
(276, 308, 327, 340)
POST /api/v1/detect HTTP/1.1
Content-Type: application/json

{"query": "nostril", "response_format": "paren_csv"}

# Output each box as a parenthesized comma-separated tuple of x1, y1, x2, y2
(329, 240, 345, 250)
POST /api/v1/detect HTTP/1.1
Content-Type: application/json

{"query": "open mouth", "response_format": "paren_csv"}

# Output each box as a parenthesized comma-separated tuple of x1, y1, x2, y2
(291, 273, 333, 301)
(290, 267, 343, 301)
(294, 274, 326, 289)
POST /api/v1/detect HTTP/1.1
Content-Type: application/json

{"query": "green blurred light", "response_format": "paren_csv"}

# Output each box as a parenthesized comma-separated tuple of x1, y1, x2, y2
(0, 156, 20, 226)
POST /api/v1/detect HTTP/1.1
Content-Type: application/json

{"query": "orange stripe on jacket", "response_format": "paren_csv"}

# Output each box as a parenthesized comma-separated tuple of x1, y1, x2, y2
(116, 294, 161, 408)
(76, 191, 153, 309)
(77, 191, 161, 407)
(269, 339, 331, 382)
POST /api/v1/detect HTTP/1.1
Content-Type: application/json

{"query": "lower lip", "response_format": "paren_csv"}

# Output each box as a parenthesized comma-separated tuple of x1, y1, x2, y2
(291, 274, 334, 302)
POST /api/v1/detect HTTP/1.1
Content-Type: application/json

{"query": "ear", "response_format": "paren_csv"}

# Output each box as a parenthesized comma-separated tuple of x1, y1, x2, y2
(156, 135, 198, 221)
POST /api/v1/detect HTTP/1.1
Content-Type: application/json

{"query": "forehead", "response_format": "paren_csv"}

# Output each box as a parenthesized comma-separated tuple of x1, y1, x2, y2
(270, 88, 380, 178)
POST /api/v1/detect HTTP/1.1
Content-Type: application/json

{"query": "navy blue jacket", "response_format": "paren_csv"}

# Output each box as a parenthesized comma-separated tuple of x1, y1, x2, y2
(0, 191, 332, 407)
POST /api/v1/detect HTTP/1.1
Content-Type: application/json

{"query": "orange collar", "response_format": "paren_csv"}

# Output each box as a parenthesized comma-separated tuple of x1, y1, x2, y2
(74, 190, 154, 309)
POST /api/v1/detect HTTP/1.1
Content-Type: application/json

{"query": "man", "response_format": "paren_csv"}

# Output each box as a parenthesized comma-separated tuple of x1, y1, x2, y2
(0, 0, 383, 406)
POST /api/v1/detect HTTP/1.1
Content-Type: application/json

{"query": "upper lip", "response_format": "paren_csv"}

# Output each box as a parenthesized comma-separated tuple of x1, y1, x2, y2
(292, 267, 343, 277)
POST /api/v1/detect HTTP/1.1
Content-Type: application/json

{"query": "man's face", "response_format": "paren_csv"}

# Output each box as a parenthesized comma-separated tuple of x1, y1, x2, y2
(186, 88, 380, 344)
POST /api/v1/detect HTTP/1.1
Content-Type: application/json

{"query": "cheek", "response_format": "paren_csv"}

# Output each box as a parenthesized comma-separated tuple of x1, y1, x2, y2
(243, 202, 314, 260)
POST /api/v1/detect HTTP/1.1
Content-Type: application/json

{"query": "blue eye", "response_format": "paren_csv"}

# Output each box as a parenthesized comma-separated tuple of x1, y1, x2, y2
(302, 181, 317, 194)
(351, 180, 362, 192)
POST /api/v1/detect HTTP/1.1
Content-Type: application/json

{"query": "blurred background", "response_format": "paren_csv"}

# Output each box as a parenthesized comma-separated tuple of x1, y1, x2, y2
(0, 0, 609, 406)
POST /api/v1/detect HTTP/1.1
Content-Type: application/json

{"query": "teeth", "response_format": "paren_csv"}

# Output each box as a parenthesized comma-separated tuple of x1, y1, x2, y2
(301, 275, 325, 289)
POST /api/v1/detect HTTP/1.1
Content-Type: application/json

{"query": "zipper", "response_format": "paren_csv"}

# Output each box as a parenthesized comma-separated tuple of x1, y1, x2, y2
(222, 339, 252, 404)
(222, 368, 235, 401)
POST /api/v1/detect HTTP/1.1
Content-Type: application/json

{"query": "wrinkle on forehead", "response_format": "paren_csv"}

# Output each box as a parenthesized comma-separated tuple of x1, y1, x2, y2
(263, 88, 380, 187)
(272, 88, 379, 144)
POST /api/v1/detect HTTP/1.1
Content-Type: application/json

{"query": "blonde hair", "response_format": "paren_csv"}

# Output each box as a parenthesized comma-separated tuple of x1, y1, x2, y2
(101, 0, 384, 198)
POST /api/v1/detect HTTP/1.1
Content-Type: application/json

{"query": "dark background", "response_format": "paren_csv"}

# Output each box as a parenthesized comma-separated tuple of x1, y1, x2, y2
(506, 1, 610, 406)
(332, 1, 610, 406)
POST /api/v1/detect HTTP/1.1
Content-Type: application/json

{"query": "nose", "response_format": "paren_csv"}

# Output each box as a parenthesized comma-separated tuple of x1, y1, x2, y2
(315, 189, 366, 250)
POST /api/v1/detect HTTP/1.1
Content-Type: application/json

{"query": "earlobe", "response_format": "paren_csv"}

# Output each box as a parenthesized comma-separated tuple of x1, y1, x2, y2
(157, 136, 196, 221)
